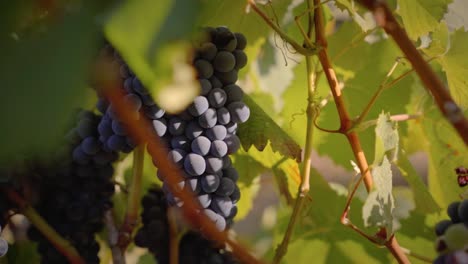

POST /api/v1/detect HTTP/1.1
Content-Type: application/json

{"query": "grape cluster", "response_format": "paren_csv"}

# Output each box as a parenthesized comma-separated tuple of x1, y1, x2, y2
(153, 26, 249, 231)
(134, 187, 239, 264)
(456, 167, 467, 187)
(134, 187, 170, 264)
(433, 199, 468, 264)
(28, 110, 117, 264)
(95, 45, 164, 153)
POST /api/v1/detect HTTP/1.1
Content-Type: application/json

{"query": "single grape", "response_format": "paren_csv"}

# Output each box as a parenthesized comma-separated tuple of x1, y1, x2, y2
(206, 125, 227, 141)
(204, 209, 226, 231)
(168, 149, 186, 168)
(227, 102, 250, 123)
(198, 108, 217, 129)
(72, 146, 90, 165)
(230, 186, 241, 203)
(209, 76, 222, 89)
(435, 220, 452, 236)
(112, 120, 127, 136)
(107, 135, 127, 151)
(191, 136, 211, 156)
(215, 27, 237, 51)
(215, 69, 238, 85)
(223, 167, 239, 182)
(210, 140, 228, 158)
(185, 121, 204, 140)
(215, 177, 235, 197)
(188, 96, 209, 117)
(124, 93, 142, 111)
(448, 202, 461, 223)
(201, 174, 221, 193)
(444, 223, 468, 251)
(225, 122, 238, 134)
(208, 88, 227, 108)
(213, 51, 236, 73)
(140, 93, 155, 106)
(152, 119, 167, 137)
(120, 64, 130, 78)
(205, 156, 223, 174)
(458, 199, 468, 222)
(199, 79, 212, 95)
(211, 197, 233, 218)
(171, 135, 190, 152)
(224, 135, 241, 154)
(198, 42, 217, 61)
(168, 117, 186, 136)
(184, 153, 206, 176)
(185, 178, 201, 194)
(198, 193, 212, 208)
(233, 50, 248, 70)
(96, 98, 108, 114)
(223, 84, 244, 103)
(222, 156, 232, 169)
(81, 137, 101, 155)
(234, 33, 247, 50)
(132, 77, 148, 95)
(194, 59, 213, 79)
(145, 105, 165, 119)
(217, 107, 231, 125)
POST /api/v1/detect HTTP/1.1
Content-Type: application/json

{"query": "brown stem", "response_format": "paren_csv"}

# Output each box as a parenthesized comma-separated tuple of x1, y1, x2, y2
(168, 208, 179, 264)
(313, 1, 410, 263)
(356, 0, 468, 145)
(1, 188, 86, 264)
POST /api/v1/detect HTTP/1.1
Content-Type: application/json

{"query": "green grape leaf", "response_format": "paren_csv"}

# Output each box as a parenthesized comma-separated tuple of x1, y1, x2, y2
(396, 152, 440, 214)
(137, 252, 156, 264)
(362, 157, 395, 237)
(404, 83, 467, 208)
(422, 22, 449, 57)
(2, 241, 40, 264)
(238, 94, 302, 162)
(0, 10, 98, 169)
(438, 29, 468, 108)
(397, 0, 452, 40)
(374, 112, 399, 164)
(334, 0, 376, 32)
(105, 0, 199, 113)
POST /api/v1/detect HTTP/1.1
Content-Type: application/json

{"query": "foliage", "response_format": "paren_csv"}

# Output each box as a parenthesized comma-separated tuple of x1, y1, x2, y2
(1, 0, 467, 263)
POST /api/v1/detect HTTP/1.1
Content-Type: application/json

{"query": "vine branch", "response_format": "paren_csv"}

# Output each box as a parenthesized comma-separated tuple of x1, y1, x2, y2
(118, 144, 145, 250)
(1, 187, 86, 264)
(355, 0, 468, 145)
(312, 1, 410, 263)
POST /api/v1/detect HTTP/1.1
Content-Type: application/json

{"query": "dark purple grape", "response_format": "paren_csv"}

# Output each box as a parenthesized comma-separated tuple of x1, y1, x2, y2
(448, 202, 461, 223)
(435, 220, 452, 236)
(225, 122, 237, 134)
(168, 117, 186, 136)
(81, 137, 101, 155)
(198, 108, 217, 128)
(152, 119, 167, 137)
(198, 42, 217, 61)
(205, 156, 223, 174)
(217, 107, 231, 125)
(171, 136, 190, 152)
(199, 79, 212, 95)
(191, 136, 211, 156)
(194, 59, 213, 79)
(112, 120, 127, 136)
(168, 149, 186, 168)
(208, 88, 227, 108)
(215, 178, 235, 197)
(206, 125, 227, 141)
(210, 140, 228, 158)
(233, 50, 247, 69)
(124, 93, 143, 111)
(184, 153, 206, 176)
(215, 69, 237, 85)
(223, 84, 244, 103)
(201, 174, 221, 194)
(223, 168, 239, 182)
(213, 51, 236, 73)
(188, 96, 209, 117)
(185, 121, 204, 140)
(224, 135, 240, 154)
(198, 193, 212, 208)
(211, 197, 233, 218)
(234, 33, 247, 50)
(145, 105, 165, 119)
(227, 102, 250, 123)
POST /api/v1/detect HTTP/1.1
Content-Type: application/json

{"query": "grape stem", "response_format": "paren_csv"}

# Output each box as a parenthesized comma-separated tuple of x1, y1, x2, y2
(273, 1, 317, 262)
(118, 144, 145, 251)
(355, 0, 468, 145)
(312, 1, 410, 263)
(0, 187, 86, 264)
(168, 207, 179, 264)
(101, 83, 264, 264)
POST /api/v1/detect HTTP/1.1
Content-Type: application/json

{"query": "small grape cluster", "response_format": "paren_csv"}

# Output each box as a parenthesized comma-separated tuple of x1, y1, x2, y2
(134, 187, 239, 264)
(152, 26, 249, 232)
(28, 110, 117, 264)
(456, 167, 467, 187)
(433, 199, 468, 264)
(95, 45, 164, 153)
(134, 187, 170, 264)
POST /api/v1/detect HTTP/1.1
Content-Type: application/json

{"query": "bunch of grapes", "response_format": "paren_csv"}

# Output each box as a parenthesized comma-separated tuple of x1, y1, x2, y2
(134, 186, 239, 264)
(134, 187, 170, 264)
(433, 199, 468, 264)
(28, 110, 117, 264)
(95, 45, 166, 153)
